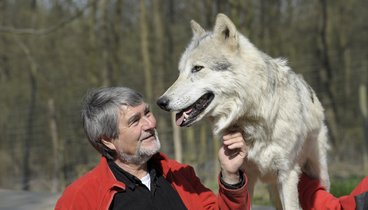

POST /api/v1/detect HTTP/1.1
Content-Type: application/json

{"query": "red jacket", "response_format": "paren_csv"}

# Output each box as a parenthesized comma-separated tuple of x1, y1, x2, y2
(55, 153, 250, 210)
(298, 173, 368, 210)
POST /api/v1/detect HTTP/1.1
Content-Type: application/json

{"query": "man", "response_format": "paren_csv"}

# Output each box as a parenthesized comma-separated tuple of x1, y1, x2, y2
(55, 87, 249, 210)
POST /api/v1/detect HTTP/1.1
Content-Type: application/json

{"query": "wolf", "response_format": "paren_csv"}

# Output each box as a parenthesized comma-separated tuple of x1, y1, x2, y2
(157, 13, 330, 210)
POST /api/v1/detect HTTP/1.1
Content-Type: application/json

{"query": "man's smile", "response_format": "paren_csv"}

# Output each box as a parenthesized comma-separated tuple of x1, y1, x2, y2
(140, 134, 155, 142)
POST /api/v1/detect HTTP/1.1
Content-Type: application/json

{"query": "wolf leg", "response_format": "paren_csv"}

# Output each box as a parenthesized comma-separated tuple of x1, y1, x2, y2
(303, 125, 330, 190)
(316, 124, 330, 190)
(278, 168, 302, 210)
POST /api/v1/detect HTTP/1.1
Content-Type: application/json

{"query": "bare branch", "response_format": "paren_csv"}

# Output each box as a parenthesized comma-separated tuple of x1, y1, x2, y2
(0, 1, 95, 35)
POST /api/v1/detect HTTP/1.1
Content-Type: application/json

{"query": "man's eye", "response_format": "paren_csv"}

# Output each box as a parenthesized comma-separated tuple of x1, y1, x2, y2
(129, 118, 140, 126)
(131, 120, 139, 126)
(192, 65, 204, 73)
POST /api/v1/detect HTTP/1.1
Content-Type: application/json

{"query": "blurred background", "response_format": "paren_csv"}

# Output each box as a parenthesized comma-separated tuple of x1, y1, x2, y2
(0, 0, 367, 206)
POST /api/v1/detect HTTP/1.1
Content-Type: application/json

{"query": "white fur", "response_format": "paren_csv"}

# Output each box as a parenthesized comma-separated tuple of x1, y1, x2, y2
(158, 14, 330, 210)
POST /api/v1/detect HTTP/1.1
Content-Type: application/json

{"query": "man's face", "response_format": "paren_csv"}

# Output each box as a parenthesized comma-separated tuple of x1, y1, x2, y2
(107, 102, 161, 164)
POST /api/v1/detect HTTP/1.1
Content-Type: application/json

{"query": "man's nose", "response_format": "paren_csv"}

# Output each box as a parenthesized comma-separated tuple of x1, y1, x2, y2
(142, 116, 156, 129)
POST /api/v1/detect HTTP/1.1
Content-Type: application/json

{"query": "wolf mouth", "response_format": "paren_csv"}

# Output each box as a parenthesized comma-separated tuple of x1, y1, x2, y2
(176, 92, 214, 127)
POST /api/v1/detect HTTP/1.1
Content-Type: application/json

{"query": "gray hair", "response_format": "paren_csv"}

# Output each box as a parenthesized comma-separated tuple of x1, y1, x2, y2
(81, 87, 144, 159)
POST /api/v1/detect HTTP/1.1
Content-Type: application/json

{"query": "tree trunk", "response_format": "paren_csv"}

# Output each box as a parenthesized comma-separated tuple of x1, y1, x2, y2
(48, 99, 63, 193)
(318, 0, 338, 153)
(199, 124, 207, 168)
(213, 133, 220, 182)
(152, 0, 164, 96)
(151, 0, 171, 154)
(14, 36, 37, 191)
(99, 0, 113, 86)
(185, 127, 196, 170)
(140, 0, 153, 102)
(171, 112, 182, 162)
(360, 84, 368, 173)
(199, 124, 208, 183)
(22, 70, 36, 191)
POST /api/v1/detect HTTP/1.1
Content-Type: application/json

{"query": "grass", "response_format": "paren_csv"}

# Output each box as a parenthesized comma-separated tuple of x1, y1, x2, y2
(252, 176, 366, 206)
(251, 182, 273, 206)
(330, 175, 365, 197)
(205, 171, 366, 206)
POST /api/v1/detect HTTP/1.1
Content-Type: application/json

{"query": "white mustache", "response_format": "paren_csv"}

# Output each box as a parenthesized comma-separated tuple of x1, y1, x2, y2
(140, 129, 156, 140)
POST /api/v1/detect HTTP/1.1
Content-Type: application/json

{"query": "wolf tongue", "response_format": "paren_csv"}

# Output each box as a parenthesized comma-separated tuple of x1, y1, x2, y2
(176, 108, 193, 126)
(176, 112, 185, 126)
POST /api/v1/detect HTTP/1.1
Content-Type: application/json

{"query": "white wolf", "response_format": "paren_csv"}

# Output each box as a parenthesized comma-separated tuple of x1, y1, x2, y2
(157, 13, 330, 210)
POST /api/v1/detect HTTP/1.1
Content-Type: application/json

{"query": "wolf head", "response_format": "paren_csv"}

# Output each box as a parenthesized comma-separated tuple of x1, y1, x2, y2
(157, 14, 269, 135)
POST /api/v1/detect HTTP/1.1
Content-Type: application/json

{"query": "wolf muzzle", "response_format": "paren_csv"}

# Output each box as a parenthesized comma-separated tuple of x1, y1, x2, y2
(156, 96, 171, 111)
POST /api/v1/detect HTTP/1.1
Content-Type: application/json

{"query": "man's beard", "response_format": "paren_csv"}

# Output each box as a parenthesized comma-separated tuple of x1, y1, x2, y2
(118, 129, 161, 165)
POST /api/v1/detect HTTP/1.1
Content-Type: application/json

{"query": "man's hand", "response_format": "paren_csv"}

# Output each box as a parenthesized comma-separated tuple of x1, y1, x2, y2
(218, 132, 248, 184)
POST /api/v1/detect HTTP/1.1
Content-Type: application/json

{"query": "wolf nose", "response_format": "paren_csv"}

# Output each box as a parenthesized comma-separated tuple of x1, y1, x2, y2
(157, 96, 171, 111)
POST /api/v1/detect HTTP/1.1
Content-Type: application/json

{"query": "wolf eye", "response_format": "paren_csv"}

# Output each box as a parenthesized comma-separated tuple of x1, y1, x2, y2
(192, 65, 204, 73)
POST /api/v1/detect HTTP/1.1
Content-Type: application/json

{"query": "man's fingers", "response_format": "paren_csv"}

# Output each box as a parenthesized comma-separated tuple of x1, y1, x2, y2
(225, 142, 245, 150)
(223, 136, 244, 144)
(223, 137, 246, 148)
(223, 132, 243, 140)
(221, 131, 248, 159)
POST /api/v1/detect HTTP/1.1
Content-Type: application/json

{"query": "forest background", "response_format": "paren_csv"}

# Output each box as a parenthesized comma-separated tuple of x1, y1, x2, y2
(0, 0, 367, 205)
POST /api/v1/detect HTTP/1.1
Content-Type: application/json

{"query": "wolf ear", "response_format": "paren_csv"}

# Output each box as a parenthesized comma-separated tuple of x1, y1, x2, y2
(213, 13, 238, 48)
(191, 20, 205, 38)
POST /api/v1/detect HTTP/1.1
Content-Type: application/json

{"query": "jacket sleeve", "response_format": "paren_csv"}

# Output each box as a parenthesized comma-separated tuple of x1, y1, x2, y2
(54, 184, 96, 210)
(298, 173, 368, 210)
(174, 164, 250, 210)
(217, 171, 250, 210)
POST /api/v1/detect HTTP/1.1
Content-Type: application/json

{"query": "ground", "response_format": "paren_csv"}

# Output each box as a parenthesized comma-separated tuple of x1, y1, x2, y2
(0, 189, 59, 210)
(0, 188, 274, 210)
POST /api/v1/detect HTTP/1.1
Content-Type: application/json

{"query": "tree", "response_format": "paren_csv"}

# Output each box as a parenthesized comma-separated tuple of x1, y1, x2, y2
(14, 34, 38, 191)
(140, 0, 153, 102)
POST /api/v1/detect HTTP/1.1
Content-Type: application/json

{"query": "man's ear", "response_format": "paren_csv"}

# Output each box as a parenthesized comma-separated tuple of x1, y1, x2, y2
(101, 137, 116, 151)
